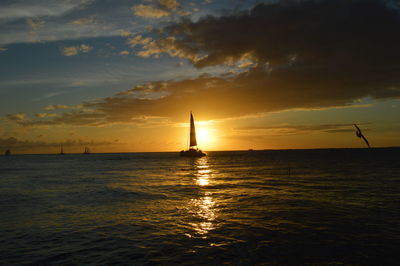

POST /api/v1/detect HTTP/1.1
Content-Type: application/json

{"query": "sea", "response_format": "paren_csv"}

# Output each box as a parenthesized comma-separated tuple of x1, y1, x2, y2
(0, 148, 399, 265)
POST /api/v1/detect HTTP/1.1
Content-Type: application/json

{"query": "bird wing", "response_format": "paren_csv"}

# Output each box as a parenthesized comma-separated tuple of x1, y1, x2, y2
(354, 124, 370, 147)
(360, 134, 370, 148)
(354, 124, 361, 132)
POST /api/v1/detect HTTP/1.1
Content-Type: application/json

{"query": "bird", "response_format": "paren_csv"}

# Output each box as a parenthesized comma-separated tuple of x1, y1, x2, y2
(353, 124, 370, 148)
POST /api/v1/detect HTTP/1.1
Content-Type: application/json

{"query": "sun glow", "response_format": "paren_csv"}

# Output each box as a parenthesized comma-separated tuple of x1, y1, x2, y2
(197, 128, 208, 143)
(197, 128, 214, 148)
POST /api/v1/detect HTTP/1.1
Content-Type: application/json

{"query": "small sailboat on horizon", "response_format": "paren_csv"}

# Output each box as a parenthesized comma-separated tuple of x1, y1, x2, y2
(83, 146, 91, 154)
(180, 112, 206, 157)
(5, 149, 11, 156)
(60, 145, 65, 155)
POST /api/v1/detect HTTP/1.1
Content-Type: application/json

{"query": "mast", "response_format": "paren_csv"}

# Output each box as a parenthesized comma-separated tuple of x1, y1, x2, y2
(189, 112, 197, 149)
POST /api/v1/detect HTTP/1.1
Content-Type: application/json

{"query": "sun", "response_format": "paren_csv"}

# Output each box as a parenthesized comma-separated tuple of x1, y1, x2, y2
(197, 128, 210, 146)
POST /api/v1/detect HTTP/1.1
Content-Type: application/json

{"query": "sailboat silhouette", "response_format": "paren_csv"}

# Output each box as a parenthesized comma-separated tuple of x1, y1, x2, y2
(60, 145, 65, 155)
(180, 112, 206, 157)
(83, 146, 91, 154)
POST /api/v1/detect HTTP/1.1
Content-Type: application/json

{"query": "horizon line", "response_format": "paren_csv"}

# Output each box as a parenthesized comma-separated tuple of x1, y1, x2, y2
(3, 146, 400, 156)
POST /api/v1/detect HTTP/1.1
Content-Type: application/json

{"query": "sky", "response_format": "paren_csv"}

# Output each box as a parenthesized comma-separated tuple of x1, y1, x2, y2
(1, 0, 400, 154)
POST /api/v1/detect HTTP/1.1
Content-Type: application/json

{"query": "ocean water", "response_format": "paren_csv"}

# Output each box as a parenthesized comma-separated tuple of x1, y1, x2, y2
(0, 149, 399, 265)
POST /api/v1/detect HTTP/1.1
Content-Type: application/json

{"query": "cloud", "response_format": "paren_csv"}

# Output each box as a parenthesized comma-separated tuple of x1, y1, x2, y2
(26, 17, 45, 42)
(43, 104, 76, 111)
(77, 0, 95, 10)
(0, 0, 188, 46)
(17, 111, 170, 127)
(79, 44, 92, 52)
(133, 4, 170, 18)
(20, 111, 108, 126)
(33, 91, 69, 101)
(61, 44, 93, 56)
(129, 0, 400, 106)
(70, 16, 97, 25)
(6, 112, 25, 121)
(118, 30, 132, 37)
(61, 47, 80, 56)
(0, 1, 79, 22)
(7, 70, 368, 128)
(128, 35, 152, 47)
(26, 18, 45, 31)
(136, 0, 400, 73)
(159, 0, 180, 10)
(7, 0, 400, 127)
(136, 36, 200, 61)
(34, 113, 58, 118)
(133, 0, 181, 18)
(233, 123, 365, 136)
(0, 137, 118, 153)
(0, 0, 145, 46)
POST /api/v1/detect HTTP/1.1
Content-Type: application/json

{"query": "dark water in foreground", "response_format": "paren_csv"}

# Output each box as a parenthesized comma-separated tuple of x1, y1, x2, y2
(0, 149, 399, 265)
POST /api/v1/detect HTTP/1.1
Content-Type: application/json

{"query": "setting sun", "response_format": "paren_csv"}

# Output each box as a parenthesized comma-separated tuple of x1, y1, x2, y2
(196, 127, 217, 150)
(197, 128, 209, 145)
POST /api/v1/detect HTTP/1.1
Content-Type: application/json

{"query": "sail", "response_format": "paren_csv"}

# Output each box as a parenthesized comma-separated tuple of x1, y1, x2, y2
(189, 113, 197, 147)
(180, 112, 206, 157)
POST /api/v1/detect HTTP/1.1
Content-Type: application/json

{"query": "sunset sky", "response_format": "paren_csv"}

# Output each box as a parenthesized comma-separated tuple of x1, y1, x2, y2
(1, 0, 400, 153)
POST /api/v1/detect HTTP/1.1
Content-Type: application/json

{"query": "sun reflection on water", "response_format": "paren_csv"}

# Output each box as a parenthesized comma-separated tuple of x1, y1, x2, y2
(196, 164, 211, 186)
(187, 157, 217, 237)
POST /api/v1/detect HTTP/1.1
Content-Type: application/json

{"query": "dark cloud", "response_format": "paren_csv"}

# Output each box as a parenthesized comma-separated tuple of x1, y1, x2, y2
(138, 0, 400, 97)
(148, 0, 400, 68)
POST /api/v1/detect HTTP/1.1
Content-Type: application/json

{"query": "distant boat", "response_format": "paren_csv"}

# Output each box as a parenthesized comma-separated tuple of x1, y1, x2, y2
(83, 146, 91, 154)
(5, 149, 11, 156)
(60, 145, 65, 155)
(180, 112, 206, 157)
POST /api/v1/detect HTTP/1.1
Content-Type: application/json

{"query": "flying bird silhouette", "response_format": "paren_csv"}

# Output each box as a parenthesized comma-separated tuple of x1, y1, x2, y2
(354, 124, 370, 148)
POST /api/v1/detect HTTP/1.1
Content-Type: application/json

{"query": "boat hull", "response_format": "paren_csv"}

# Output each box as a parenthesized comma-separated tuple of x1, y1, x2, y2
(180, 149, 206, 157)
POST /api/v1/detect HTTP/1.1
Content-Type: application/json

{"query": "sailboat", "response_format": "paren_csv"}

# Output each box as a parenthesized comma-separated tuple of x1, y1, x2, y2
(180, 112, 206, 157)
(5, 149, 11, 156)
(83, 146, 90, 154)
(60, 145, 65, 155)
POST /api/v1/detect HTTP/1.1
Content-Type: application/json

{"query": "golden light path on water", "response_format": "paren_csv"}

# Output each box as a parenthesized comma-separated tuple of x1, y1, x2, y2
(187, 157, 217, 238)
